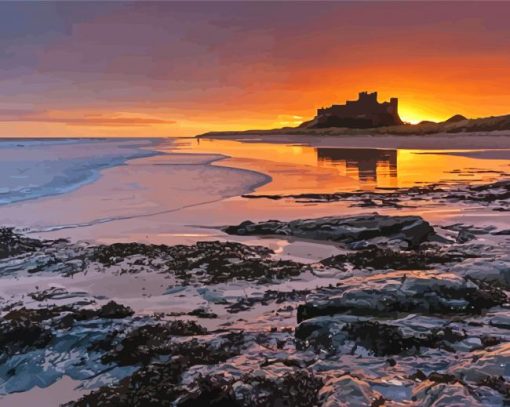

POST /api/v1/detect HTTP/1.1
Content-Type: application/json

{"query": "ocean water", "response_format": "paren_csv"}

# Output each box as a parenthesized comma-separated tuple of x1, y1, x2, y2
(1, 137, 509, 244)
(0, 139, 160, 205)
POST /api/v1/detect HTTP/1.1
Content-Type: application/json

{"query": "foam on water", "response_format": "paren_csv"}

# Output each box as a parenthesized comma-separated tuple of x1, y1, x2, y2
(0, 138, 161, 205)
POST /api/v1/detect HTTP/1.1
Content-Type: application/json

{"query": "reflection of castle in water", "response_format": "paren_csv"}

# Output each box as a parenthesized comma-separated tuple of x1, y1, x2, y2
(317, 148, 397, 185)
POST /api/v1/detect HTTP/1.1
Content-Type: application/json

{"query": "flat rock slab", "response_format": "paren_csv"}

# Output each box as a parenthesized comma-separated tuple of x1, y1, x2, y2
(224, 214, 436, 248)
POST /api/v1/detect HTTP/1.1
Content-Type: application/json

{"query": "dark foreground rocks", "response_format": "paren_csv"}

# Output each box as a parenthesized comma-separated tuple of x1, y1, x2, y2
(297, 271, 507, 322)
(242, 179, 510, 212)
(0, 221, 509, 405)
(91, 240, 309, 285)
(0, 227, 46, 259)
(224, 214, 437, 248)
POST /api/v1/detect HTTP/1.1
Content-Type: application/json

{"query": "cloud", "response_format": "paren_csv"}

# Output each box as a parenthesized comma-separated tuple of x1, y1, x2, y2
(0, 110, 176, 127)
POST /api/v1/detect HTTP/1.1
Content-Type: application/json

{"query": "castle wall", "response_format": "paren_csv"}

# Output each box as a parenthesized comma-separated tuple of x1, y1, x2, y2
(313, 91, 402, 128)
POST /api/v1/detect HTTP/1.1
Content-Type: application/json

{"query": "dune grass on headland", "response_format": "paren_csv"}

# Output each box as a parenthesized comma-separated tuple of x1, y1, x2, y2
(198, 113, 510, 138)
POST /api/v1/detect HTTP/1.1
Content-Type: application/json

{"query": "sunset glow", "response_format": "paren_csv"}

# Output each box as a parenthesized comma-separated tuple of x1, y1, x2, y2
(0, 1, 509, 137)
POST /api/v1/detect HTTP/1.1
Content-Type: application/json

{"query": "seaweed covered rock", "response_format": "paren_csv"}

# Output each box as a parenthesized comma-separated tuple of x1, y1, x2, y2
(232, 369, 323, 407)
(0, 317, 53, 357)
(296, 317, 466, 356)
(321, 247, 466, 271)
(0, 227, 45, 259)
(297, 271, 506, 322)
(68, 333, 246, 406)
(412, 380, 482, 406)
(100, 327, 241, 367)
(91, 240, 307, 284)
(451, 343, 510, 383)
(224, 214, 437, 248)
(74, 301, 134, 321)
(68, 359, 189, 407)
(319, 375, 384, 407)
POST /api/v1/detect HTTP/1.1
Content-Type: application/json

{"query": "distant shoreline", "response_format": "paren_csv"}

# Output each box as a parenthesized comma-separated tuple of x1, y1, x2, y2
(197, 112, 510, 144)
(196, 132, 510, 150)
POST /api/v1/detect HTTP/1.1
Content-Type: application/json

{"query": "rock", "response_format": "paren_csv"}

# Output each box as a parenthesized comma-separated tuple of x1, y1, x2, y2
(67, 360, 187, 406)
(321, 247, 464, 271)
(296, 316, 465, 356)
(74, 301, 134, 321)
(297, 271, 506, 322)
(69, 338, 319, 407)
(412, 380, 483, 406)
(478, 376, 510, 399)
(295, 315, 352, 352)
(0, 227, 45, 259)
(457, 230, 476, 243)
(451, 343, 510, 383)
(489, 315, 510, 330)
(0, 317, 53, 356)
(100, 321, 210, 366)
(224, 214, 437, 248)
(318, 375, 383, 407)
(493, 229, 510, 236)
(188, 308, 218, 319)
(454, 258, 510, 288)
(231, 368, 323, 407)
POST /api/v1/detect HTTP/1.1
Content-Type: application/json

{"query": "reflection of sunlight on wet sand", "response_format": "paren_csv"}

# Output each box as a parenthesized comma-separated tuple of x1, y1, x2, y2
(171, 139, 510, 193)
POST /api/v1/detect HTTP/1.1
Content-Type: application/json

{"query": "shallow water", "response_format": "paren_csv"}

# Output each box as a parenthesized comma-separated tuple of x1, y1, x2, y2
(174, 138, 510, 193)
(0, 136, 509, 244)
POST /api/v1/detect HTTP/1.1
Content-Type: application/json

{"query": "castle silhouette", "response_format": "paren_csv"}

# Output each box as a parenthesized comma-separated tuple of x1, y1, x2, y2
(305, 91, 403, 128)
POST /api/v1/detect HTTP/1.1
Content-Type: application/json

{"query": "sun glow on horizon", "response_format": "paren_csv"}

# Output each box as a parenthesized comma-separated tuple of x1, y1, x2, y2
(399, 104, 446, 125)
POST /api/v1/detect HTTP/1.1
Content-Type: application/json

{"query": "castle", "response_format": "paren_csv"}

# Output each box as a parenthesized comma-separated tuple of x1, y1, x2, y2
(306, 91, 403, 128)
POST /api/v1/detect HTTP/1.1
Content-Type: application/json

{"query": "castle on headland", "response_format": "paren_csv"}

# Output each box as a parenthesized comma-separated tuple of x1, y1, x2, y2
(305, 91, 403, 128)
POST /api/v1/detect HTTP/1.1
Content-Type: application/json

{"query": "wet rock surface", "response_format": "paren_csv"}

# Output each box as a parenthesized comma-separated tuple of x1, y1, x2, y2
(320, 247, 467, 271)
(242, 179, 510, 212)
(224, 214, 437, 248)
(92, 240, 308, 285)
(0, 227, 45, 259)
(0, 196, 509, 406)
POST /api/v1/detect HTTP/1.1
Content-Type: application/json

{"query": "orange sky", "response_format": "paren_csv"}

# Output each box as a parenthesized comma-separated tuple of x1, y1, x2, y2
(0, 2, 509, 137)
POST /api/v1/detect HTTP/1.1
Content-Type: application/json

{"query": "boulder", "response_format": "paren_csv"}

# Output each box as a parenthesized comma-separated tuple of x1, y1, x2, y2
(318, 375, 384, 407)
(224, 214, 436, 248)
(297, 271, 506, 322)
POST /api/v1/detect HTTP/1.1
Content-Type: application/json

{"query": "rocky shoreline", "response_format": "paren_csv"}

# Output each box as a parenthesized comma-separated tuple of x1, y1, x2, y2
(0, 202, 509, 405)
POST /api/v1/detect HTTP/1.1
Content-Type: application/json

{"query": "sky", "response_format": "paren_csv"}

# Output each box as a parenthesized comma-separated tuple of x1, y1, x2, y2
(0, 1, 509, 137)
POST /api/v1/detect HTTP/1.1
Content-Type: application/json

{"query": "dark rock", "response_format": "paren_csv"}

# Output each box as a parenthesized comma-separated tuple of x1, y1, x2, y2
(68, 359, 187, 407)
(74, 301, 134, 321)
(188, 308, 218, 319)
(92, 242, 171, 266)
(100, 321, 209, 366)
(0, 317, 53, 357)
(3, 307, 63, 323)
(297, 273, 506, 323)
(343, 321, 419, 356)
(321, 247, 465, 271)
(233, 369, 323, 407)
(226, 289, 310, 314)
(493, 229, 510, 236)
(224, 214, 437, 248)
(175, 375, 238, 406)
(69, 333, 246, 406)
(297, 319, 465, 356)
(456, 230, 476, 243)
(478, 376, 510, 398)
(0, 227, 44, 259)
